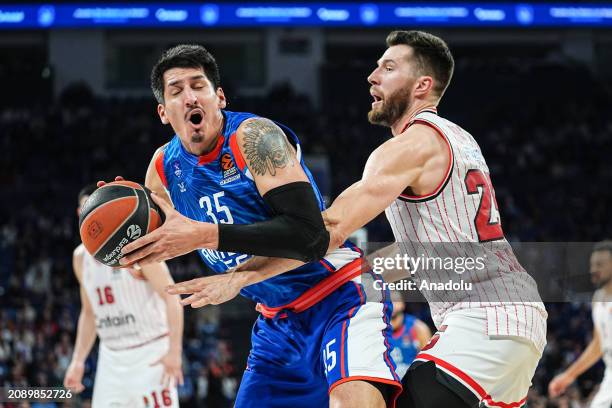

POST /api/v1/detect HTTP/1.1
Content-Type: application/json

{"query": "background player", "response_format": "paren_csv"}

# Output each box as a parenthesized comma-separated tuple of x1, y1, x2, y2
(549, 241, 612, 407)
(114, 45, 401, 407)
(63, 184, 184, 407)
(388, 293, 431, 379)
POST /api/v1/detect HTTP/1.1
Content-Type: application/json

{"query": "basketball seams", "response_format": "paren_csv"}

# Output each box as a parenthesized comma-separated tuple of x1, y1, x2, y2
(79, 181, 163, 267)
(91, 189, 141, 262)
(80, 195, 136, 231)
(79, 183, 140, 225)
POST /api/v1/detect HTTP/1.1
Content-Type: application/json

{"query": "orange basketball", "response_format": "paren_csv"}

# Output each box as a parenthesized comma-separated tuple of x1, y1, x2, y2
(78, 180, 164, 267)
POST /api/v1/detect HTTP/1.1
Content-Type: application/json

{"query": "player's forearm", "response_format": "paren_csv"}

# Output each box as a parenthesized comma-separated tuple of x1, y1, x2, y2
(165, 295, 184, 355)
(71, 311, 97, 363)
(326, 179, 394, 248)
(233, 256, 304, 286)
(565, 337, 602, 379)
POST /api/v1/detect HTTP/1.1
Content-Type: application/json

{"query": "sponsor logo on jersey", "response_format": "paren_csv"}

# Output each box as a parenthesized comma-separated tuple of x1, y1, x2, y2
(173, 159, 182, 178)
(220, 153, 239, 185)
(96, 312, 136, 329)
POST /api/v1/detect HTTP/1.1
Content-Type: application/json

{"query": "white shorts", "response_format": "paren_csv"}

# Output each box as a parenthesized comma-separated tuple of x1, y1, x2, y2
(92, 336, 179, 408)
(590, 368, 612, 408)
(413, 308, 542, 407)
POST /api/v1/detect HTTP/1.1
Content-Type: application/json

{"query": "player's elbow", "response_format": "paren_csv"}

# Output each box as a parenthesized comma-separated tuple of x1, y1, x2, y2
(295, 217, 330, 263)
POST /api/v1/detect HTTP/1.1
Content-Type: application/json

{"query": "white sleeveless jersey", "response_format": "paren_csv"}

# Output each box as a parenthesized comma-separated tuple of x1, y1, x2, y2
(385, 109, 547, 352)
(81, 247, 168, 350)
(593, 290, 612, 368)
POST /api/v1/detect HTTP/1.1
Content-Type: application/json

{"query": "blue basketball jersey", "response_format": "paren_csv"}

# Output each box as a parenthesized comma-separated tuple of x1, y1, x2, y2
(156, 110, 361, 308)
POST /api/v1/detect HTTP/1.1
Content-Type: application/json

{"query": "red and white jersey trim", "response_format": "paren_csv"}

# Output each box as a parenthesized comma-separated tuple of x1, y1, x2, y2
(399, 117, 454, 202)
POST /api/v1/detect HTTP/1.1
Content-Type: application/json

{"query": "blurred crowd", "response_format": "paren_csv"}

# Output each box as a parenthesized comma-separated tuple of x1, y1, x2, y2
(1, 51, 611, 407)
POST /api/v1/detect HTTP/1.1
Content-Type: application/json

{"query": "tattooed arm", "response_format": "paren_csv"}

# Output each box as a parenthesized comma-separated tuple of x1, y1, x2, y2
(212, 117, 328, 260)
(236, 117, 309, 194)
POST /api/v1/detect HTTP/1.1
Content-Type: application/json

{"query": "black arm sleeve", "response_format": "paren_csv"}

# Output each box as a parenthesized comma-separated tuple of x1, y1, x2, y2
(217, 181, 330, 263)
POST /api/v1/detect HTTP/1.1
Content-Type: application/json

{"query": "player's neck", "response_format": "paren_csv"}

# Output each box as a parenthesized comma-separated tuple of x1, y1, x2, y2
(391, 100, 437, 137)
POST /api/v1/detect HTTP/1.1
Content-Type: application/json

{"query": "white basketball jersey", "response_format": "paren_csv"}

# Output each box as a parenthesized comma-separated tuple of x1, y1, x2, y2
(593, 290, 612, 368)
(81, 247, 168, 350)
(385, 109, 547, 352)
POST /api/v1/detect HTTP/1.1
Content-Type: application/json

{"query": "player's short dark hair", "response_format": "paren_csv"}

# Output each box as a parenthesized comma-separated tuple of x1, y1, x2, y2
(78, 183, 97, 203)
(150, 44, 221, 104)
(593, 240, 612, 256)
(386, 30, 454, 97)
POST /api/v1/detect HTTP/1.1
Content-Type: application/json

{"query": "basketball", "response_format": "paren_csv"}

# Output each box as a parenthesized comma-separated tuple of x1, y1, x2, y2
(78, 180, 164, 267)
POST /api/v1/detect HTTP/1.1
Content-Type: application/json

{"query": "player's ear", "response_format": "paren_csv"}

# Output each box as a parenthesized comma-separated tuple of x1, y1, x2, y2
(414, 75, 434, 98)
(157, 104, 169, 125)
(216, 88, 227, 109)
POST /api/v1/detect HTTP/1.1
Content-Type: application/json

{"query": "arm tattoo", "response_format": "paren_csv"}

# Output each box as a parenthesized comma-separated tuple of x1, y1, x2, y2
(242, 118, 296, 176)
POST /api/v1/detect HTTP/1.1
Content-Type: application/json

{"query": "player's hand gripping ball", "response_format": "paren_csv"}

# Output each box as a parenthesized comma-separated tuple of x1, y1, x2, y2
(78, 181, 165, 267)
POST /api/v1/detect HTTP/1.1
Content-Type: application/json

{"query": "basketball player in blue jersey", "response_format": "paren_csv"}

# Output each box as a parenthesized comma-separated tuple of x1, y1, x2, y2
(116, 45, 401, 407)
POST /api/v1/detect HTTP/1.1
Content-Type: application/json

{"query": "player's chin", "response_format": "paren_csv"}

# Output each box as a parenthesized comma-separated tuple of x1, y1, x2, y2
(190, 133, 204, 143)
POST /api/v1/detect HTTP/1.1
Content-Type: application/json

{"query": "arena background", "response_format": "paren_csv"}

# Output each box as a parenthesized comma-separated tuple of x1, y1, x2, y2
(1, 1, 611, 407)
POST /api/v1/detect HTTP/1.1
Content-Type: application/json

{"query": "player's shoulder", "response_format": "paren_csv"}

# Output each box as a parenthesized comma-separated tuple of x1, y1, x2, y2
(593, 288, 606, 303)
(235, 116, 289, 148)
(371, 122, 442, 165)
(72, 244, 86, 279)
(152, 142, 170, 160)
(73, 244, 85, 260)
(237, 115, 277, 132)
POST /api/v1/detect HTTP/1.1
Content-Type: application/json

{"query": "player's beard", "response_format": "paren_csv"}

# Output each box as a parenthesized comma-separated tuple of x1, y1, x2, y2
(368, 86, 412, 127)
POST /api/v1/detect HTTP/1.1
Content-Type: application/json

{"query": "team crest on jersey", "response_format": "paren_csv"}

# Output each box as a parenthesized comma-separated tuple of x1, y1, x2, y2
(220, 153, 240, 185)
(172, 160, 182, 178)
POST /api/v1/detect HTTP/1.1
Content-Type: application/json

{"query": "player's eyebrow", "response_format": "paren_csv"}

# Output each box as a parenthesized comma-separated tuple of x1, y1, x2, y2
(167, 74, 207, 87)
(377, 58, 397, 67)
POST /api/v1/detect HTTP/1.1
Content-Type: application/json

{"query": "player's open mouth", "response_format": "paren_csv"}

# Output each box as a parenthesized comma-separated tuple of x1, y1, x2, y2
(371, 90, 383, 107)
(187, 109, 204, 128)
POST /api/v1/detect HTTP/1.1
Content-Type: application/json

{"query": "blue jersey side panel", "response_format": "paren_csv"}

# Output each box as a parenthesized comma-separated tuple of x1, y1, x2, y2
(161, 110, 359, 307)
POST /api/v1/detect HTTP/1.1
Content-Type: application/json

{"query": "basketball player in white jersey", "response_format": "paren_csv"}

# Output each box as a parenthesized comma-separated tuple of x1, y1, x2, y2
(165, 30, 547, 408)
(63, 184, 184, 407)
(549, 241, 612, 407)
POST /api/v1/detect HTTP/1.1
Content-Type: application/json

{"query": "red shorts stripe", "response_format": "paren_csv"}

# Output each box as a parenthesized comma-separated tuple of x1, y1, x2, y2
(415, 353, 527, 408)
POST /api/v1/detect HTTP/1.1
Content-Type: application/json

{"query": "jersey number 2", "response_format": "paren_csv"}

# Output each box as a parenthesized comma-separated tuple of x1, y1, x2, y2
(464, 169, 504, 242)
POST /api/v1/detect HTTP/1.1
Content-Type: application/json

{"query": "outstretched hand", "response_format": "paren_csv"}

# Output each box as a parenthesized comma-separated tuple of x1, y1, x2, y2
(166, 272, 245, 308)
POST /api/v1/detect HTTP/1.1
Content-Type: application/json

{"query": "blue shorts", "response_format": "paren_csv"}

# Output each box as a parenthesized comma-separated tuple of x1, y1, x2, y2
(234, 276, 402, 407)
